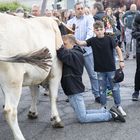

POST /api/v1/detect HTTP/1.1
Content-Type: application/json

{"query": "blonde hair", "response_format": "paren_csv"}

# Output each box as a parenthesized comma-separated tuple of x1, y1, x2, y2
(62, 34, 76, 44)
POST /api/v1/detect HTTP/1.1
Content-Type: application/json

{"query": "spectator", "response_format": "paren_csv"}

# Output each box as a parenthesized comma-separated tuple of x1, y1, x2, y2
(84, 6, 91, 15)
(67, 2, 100, 103)
(15, 7, 24, 17)
(57, 34, 125, 123)
(68, 9, 75, 19)
(31, 4, 40, 17)
(53, 10, 61, 20)
(61, 9, 70, 23)
(92, 2, 114, 96)
(76, 21, 126, 116)
(122, 4, 138, 59)
(104, 7, 117, 35)
(45, 9, 53, 17)
(114, 5, 126, 50)
(16, 7, 24, 14)
(92, 2, 105, 21)
(132, 13, 140, 101)
(114, 5, 126, 33)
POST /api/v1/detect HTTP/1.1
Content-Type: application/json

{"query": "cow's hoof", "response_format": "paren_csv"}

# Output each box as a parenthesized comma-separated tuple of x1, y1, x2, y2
(52, 121, 64, 128)
(28, 111, 38, 119)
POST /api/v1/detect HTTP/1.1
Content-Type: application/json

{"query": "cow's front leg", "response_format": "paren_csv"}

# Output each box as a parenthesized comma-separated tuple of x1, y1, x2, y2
(3, 81, 25, 140)
(28, 85, 39, 119)
(49, 80, 64, 128)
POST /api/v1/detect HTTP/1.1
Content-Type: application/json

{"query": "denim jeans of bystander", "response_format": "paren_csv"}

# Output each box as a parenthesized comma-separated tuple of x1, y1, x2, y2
(97, 71, 121, 107)
(84, 53, 100, 98)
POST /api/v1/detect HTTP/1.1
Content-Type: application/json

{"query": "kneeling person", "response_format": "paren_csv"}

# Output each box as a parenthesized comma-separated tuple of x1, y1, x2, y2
(57, 34, 125, 123)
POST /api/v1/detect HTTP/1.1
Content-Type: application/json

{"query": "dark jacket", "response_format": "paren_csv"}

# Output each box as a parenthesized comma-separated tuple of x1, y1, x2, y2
(132, 14, 140, 53)
(122, 10, 138, 29)
(57, 45, 85, 96)
(94, 11, 105, 21)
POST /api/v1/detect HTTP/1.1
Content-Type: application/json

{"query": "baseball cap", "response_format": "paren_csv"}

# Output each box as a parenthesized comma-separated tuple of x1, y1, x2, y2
(113, 68, 124, 83)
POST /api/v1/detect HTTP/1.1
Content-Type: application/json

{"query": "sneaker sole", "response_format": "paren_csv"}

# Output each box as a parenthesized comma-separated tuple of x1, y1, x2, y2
(132, 98, 139, 101)
(110, 107, 126, 122)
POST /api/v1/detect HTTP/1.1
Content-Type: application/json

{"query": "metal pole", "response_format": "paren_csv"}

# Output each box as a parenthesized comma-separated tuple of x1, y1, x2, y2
(54, 0, 57, 9)
(84, 0, 86, 5)
(40, 0, 47, 16)
(67, 0, 76, 9)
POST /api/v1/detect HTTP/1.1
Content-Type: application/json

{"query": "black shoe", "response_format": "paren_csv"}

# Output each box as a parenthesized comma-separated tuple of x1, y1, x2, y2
(132, 91, 139, 101)
(124, 54, 129, 60)
(65, 98, 69, 102)
(95, 97, 100, 103)
(110, 106, 125, 122)
(133, 55, 136, 59)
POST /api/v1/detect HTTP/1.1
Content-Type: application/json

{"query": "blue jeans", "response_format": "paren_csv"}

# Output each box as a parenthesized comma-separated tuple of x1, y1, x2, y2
(97, 71, 121, 107)
(84, 53, 100, 98)
(68, 93, 112, 123)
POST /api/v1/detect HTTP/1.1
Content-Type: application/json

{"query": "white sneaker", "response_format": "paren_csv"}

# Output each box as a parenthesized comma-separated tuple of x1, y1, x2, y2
(117, 106, 127, 117)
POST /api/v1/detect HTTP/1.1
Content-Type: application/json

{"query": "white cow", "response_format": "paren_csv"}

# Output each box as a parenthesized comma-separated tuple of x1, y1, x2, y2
(0, 13, 64, 140)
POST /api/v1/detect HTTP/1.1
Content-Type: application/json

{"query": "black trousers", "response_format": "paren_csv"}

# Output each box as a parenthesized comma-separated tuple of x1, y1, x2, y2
(134, 53, 140, 91)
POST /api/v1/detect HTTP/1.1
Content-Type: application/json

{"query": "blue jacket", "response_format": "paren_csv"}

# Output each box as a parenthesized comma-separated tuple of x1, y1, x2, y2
(94, 11, 105, 21)
(122, 10, 138, 29)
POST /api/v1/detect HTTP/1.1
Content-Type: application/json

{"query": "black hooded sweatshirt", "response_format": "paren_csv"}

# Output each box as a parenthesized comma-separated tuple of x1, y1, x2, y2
(57, 45, 85, 96)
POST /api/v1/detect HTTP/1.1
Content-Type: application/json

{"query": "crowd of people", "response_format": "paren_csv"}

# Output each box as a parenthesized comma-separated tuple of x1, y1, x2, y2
(11, 1, 140, 124)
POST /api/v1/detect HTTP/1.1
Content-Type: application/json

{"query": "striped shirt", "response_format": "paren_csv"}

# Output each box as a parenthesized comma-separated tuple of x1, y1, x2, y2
(67, 14, 95, 55)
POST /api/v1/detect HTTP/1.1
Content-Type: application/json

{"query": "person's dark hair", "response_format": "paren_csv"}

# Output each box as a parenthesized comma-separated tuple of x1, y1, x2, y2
(74, 2, 85, 9)
(93, 21, 104, 29)
(93, 2, 104, 12)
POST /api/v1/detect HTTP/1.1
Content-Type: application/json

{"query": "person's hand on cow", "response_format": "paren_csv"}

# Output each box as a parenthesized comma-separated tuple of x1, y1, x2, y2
(76, 39, 87, 46)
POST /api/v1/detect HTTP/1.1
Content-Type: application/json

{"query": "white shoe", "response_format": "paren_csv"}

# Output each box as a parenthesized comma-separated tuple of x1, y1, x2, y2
(117, 106, 127, 117)
(101, 106, 107, 111)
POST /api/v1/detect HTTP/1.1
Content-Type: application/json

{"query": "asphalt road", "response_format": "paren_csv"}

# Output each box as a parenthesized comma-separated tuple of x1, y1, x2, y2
(0, 59, 139, 140)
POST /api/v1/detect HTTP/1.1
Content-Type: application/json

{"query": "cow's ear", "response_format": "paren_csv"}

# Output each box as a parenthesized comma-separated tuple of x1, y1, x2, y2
(61, 22, 75, 34)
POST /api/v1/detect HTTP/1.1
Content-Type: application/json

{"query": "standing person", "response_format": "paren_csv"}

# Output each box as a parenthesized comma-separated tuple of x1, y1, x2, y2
(114, 5, 126, 33)
(31, 4, 40, 17)
(132, 13, 140, 101)
(92, 2, 114, 96)
(104, 7, 117, 35)
(92, 2, 105, 21)
(57, 34, 125, 123)
(67, 2, 100, 103)
(61, 9, 70, 23)
(45, 9, 53, 17)
(76, 21, 127, 116)
(122, 4, 138, 59)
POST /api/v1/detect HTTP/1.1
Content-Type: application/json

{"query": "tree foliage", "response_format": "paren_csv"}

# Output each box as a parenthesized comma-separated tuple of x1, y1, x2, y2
(0, 1, 30, 12)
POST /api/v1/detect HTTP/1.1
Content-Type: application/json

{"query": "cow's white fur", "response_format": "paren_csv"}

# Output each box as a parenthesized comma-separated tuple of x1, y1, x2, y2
(0, 13, 63, 140)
